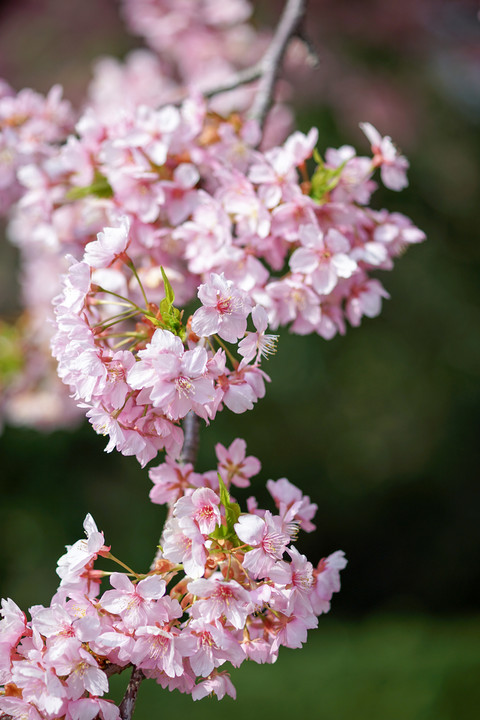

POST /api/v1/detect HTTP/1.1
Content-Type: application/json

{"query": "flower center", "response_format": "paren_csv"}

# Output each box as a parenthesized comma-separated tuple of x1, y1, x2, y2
(175, 376, 193, 397)
(216, 294, 234, 314)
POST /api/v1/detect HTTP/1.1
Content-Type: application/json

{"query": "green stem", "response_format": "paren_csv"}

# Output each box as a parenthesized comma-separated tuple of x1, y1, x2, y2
(213, 334, 239, 369)
(126, 259, 150, 310)
(112, 337, 141, 350)
(92, 299, 133, 309)
(93, 309, 143, 331)
(95, 286, 139, 308)
(103, 331, 146, 339)
(104, 552, 140, 579)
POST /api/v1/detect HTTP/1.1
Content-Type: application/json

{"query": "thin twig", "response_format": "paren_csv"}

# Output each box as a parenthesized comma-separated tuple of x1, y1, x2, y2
(296, 26, 320, 68)
(195, 63, 264, 100)
(160, 0, 309, 119)
(159, 64, 262, 108)
(249, 0, 307, 127)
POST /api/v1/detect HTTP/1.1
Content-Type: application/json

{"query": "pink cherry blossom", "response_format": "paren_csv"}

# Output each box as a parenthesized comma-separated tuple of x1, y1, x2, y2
(238, 304, 278, 364)
(183, 618, 245, 677)
(131, 626, 186, 677)
(56, 514, 108, 587)
(290, 224, 357, 296)
(149, 457, 202, 505)
(174, 487, 221, 534)
(215, 437, 261, 488)
(310, 550, 348, 615)
(0, 696, 43, 720)
(192, 669, 236, 701)
(188, 577, 253, 630)
(234, 511, 290, 578)
(345, 275, 390, 328)
(100, 573, 167, 628)
(266, 477, 317, 533)
(66, 697, 120, 720)
(191, 273, 251, 343)
(360, 121, 409, 191)
(83, 217, 130, 268)
(127, 329, 215, 421)
(268, 547, 315, 617)
(161, 517, 209, 578)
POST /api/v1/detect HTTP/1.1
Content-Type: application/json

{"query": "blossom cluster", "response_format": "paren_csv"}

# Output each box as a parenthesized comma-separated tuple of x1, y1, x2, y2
(0, 445, 346, 711)
(0, 0, 424, 431)
(0, 82, 73, 215)
(39, 93, 422, 458)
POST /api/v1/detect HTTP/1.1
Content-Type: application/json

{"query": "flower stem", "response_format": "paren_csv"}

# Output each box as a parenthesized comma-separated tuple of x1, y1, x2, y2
(126, 258, 150, 310)
(104, 552, 140, 579)
(213, 334, 239, 369)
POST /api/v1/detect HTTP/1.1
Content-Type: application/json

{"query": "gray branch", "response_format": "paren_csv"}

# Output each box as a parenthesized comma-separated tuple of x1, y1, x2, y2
(161, 0, 310, 119)
(249, 0, 308, 127)
(179, 410, 201, 465)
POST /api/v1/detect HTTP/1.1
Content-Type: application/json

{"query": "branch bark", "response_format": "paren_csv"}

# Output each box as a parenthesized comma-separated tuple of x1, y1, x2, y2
(119, 667, 145, 720)
(179, 410, 200, 465)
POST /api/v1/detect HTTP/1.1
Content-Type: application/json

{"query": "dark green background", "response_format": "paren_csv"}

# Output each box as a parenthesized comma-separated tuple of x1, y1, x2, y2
(1, 1, 479, 717)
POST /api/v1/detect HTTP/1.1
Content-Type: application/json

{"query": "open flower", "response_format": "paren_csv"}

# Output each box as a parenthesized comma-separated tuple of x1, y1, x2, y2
(234, 511, 290, 578)
(238, 305, 278, 364)
(191, 273, 251, 342)
(360, 122, 409, 191)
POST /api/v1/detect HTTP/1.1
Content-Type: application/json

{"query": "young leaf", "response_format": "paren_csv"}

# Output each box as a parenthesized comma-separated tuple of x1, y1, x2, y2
(66, 170, 113, 200)
(161, 266, 175, 307)
(310, 154, 346, 203)
(210, 474, 241, 542)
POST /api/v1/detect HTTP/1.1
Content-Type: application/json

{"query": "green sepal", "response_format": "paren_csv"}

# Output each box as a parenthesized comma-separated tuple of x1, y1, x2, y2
(66, 170, 114, 200)
(310, 152, 346, 203)
(209, 474, 241, 542)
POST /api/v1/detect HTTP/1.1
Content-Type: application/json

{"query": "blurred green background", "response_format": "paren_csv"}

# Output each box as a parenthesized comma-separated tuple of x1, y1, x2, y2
(1, 0, 479, 718)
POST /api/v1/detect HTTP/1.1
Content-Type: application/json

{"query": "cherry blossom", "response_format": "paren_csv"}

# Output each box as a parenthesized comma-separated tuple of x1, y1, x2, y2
(360, 122, 409, 191)
(215, 437, 261, 488)
(191, 273, 251, 343)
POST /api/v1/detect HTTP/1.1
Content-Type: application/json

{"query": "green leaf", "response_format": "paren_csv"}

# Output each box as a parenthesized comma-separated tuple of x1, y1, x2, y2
(66, 170, 113, 201)
(154, 267, 185, 340)
(310, 154, 346, 203)
(161, 266, 175, 307)
(210, 474, 241, 542)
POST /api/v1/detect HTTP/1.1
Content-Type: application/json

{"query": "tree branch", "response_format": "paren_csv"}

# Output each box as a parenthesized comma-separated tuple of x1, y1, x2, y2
(125, 5, 309, 719)
(249, 0, 308, 127)
(161, 0, 309, 120)
(200, 64, 264, 100)
(130, 414, 202, 716)
(179, 410, 201, 465)
(119, 667, 145, 720)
